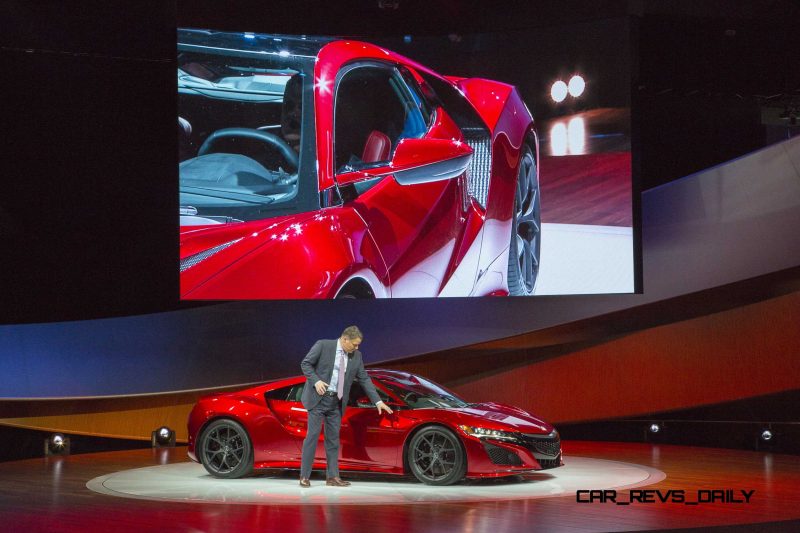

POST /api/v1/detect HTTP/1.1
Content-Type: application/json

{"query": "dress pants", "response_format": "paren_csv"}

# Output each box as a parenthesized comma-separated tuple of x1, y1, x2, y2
(300, 394, 342, 479)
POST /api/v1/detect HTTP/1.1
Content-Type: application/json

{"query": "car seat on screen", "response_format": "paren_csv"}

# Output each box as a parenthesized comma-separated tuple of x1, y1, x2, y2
(361, 130, 391, 164)
(178, 116, 193, 161)
(281, 74, 303, 153)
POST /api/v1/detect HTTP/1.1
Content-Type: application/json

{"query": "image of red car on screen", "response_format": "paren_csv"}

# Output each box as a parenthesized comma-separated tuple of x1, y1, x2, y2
(179, 29, 540, 299)
(187, 369, 561, 485)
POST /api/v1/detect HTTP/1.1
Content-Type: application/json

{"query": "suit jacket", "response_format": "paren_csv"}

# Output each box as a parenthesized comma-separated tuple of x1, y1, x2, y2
(300, 339, 382, 413)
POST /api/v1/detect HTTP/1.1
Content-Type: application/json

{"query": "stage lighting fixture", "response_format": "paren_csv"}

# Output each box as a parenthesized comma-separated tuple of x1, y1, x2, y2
(45, 433, 70, 456)
(567, 75, 585, 97)
(649, 423, 661, 434)
(151, 426, 176, 448)
(551, 80, 568, 103)
(760, 429, 773, 442)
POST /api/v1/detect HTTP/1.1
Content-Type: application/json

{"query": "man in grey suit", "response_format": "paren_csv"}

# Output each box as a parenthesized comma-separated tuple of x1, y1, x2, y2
(299, 326, 393, 487)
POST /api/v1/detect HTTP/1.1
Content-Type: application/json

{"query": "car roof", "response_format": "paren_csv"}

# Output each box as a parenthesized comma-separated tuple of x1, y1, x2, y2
(178, 28, 336, 58)
(366, 369, 416, 381)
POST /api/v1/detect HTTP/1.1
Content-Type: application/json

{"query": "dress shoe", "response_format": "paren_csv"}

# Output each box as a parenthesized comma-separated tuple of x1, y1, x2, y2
(299, 477, 311, 488)
(326, 477, 351, 487)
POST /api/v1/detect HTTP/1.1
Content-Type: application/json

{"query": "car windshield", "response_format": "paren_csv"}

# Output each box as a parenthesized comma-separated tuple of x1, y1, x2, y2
(379, 375, 470, 409)
(178, 47, 315, 225)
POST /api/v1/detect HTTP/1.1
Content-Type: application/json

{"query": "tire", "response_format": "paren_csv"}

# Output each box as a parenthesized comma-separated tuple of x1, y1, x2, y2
(407, 426, 466, 486)
(507, 146, 541, 296)
(198, 419, 253, 479)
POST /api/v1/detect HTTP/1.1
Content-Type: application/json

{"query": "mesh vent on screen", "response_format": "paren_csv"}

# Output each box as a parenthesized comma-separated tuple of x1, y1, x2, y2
(463, 127, 492, 209)
(180, 237, 243, 273)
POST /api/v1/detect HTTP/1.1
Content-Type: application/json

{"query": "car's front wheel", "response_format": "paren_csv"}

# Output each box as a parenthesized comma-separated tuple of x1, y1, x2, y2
(407, 426, 466, 485)
(198, 419, 253, 479)
(507, 146, 541, 296)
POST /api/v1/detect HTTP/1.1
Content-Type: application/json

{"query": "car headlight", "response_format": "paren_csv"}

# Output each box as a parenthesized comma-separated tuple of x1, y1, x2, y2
(459, 425, 521, 442)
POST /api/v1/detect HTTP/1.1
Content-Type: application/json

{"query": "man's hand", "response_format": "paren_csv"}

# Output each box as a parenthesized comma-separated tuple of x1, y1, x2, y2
(314, 380, 329, 395)
(376, 401, 393, 415)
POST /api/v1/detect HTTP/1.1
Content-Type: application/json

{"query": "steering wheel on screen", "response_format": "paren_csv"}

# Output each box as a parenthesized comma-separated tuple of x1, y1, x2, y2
(197, 127, 299, 172)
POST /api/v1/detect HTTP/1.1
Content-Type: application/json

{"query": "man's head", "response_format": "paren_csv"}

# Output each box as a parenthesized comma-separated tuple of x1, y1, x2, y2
(340, 325, 363, 354)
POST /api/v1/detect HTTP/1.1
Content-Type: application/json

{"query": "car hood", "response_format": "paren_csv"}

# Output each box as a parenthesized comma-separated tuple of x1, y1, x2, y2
(451, 402, 554, 434)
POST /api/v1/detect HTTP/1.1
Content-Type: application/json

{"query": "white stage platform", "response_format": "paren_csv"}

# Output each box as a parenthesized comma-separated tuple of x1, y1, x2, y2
(87, 456, 664, 506)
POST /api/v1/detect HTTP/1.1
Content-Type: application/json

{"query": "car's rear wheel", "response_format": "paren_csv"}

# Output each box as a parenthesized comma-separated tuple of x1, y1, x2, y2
(199, 419, 253, 478)
(507, 146, 541, 296)
(407, 426, 466, 485)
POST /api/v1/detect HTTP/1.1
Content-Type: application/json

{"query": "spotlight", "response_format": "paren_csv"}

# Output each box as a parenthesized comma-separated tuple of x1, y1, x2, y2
(151, 426, 176, 448)
(760, 429, 773, 442)
(45, 433, 70, 456)
(568, 75, 585, 98)
(649, 423, 661, 434)
(550, 80, 568, 103)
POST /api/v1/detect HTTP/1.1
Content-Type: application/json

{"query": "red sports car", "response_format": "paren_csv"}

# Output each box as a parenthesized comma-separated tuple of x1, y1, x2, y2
(178, 29, 540, 299)
(187, 370, 562, 485)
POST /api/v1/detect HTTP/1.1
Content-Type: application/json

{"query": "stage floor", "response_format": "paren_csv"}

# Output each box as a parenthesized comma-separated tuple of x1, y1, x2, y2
(2, 441, 800, 532)
(86, 456, 664, 505)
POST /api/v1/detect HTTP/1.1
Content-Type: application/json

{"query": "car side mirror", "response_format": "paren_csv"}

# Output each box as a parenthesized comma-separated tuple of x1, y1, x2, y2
(355, 396, 375, 408)
(354, 397, 404, 409)
(336, 138, 473, 189)
(390, 138, 473, 186)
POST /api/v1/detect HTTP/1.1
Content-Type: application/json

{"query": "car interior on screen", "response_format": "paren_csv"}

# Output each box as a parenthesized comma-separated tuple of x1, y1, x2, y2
(178, 53, 306, 225)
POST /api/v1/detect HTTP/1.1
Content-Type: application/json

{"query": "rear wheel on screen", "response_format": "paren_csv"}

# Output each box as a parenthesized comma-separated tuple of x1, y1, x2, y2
(199, 419, 253, 479)
(507, 146, 541, 296)
(407, 426, 466, 485)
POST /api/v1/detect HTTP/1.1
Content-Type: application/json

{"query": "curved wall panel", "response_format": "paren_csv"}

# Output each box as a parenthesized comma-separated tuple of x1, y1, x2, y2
(421, 290, 800, 423)
(1, 136, 799, 398)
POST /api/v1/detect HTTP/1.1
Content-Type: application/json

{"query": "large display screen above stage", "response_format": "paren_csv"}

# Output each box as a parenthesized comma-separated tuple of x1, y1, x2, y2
(178, 20, 634, 300)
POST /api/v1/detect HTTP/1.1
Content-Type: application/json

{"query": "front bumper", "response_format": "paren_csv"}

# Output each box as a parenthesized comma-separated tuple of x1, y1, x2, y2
(463, 430, 562, 477)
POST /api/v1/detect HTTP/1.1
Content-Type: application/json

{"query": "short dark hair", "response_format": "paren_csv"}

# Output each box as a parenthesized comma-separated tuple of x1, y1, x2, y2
(341, 325, 363, 340)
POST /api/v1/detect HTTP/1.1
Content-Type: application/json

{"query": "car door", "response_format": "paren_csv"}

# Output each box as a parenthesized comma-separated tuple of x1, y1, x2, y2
(263, 383, 308, 462)
(338, 381, 404, 470)
(333, 63, 466, 297)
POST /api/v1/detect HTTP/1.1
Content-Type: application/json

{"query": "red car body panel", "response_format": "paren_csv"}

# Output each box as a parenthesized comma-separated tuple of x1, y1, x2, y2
(187, 370, 561, 479)
(181, 209, 389, 299)
(179, 34, 537, 299)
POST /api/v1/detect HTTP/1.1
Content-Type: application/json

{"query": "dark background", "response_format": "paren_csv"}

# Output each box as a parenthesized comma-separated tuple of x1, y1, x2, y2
(1, 0, 798, 325)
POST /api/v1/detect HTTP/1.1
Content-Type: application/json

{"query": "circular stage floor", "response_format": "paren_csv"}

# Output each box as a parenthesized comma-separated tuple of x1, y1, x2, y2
(3, 441, 800, 532)
(87, 456, 664, 505)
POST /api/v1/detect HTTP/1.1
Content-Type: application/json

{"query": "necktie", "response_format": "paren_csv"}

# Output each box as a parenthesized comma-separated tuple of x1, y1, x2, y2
(336, 351, 346, 399)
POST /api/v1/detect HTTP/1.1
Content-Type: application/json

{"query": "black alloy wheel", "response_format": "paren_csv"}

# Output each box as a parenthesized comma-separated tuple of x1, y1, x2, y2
(407, 426, 466, 485)
(507, 146, 541, 296)
(199, 419, 253, 479)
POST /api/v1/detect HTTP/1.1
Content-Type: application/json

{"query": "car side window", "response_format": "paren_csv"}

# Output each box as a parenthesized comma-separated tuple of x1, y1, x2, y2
(348, 382, 392, 407)
(264, 383, 304, 402)
(399, 67, 433, 127)
(334, 64, 427, 173)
